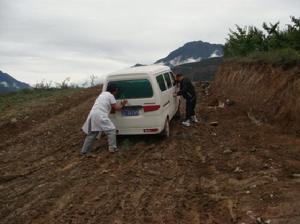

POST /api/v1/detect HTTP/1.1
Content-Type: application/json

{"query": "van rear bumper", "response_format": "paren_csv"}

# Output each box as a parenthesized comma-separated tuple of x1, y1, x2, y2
(116, 127, 162, 135)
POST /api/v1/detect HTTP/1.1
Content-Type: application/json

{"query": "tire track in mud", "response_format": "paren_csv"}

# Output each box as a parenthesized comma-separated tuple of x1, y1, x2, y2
(3, 126, 209, 223)
(0, 97, 244, 224)
(0, 88, 102, 223)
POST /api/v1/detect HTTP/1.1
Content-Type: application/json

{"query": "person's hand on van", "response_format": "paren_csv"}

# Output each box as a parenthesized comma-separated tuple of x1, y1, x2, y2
(121, 99, 128, 106)
(173, 92, 178, 97)
(111, 99, 128, 111)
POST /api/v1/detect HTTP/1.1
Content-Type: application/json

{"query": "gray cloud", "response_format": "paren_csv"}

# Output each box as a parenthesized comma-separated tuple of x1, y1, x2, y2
(0, 0, 299, 84)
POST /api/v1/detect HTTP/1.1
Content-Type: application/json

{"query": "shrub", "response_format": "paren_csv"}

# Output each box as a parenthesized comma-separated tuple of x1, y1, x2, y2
(224, 16, 300, 61)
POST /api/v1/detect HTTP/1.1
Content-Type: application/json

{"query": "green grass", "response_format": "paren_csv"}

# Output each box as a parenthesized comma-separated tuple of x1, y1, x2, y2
(0, 88, 82, 114)
(225, 48, 300, 65)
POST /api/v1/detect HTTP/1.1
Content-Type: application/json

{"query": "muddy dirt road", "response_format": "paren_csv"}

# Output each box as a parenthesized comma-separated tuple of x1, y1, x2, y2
(0, 86, 300, 224)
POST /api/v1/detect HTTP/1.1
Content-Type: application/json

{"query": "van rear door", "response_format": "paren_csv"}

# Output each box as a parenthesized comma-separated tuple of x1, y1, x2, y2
(107, 78, 161, 129)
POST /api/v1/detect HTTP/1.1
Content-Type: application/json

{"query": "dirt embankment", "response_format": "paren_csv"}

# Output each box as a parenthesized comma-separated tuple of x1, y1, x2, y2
(212, 61, 300, 134)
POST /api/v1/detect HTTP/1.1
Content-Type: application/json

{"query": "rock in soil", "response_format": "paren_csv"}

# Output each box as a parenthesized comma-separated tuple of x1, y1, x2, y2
(210, 121, 219, 126)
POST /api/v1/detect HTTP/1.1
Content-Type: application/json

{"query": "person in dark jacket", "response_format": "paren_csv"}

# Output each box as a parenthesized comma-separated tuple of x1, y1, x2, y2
(175, 73, 198, 126)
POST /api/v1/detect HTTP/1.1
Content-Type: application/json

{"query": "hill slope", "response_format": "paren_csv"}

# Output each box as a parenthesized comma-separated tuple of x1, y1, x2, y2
(173, 57, 223, 81)
(0, 84, 299, 223)
(0, 70, 31, 93)
(155, 41, 223, 67)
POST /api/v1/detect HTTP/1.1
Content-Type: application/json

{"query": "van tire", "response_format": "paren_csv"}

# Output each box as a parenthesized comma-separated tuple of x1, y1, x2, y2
(161, 118, 170, 138)
(174, 107, 181, 120)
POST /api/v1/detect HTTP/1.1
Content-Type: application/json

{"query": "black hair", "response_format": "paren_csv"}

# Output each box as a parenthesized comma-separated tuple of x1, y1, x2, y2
(176, 73, 184, 77)
(107, 83, 118, 93)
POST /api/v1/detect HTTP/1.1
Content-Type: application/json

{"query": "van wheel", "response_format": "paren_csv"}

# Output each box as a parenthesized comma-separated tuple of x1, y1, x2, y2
(174, 107, 181, 120)
(161, 118, 170, 138)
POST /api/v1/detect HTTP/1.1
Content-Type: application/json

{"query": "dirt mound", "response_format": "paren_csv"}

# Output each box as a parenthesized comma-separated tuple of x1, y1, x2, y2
(212, 61, 300, 134)
(0, 85, 300, 223)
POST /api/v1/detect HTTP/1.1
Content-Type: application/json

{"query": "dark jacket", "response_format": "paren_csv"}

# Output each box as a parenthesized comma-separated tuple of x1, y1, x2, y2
(177, 77, 196, 100)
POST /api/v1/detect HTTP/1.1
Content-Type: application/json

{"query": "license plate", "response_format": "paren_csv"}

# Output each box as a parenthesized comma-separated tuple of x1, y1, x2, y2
(121, 109, 139, 116)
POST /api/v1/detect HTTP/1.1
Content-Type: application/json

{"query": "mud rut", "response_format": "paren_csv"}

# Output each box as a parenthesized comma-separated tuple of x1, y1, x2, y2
(0, 87, 300, 224)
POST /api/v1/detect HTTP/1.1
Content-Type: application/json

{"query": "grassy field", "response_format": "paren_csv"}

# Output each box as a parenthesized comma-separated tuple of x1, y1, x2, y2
(0, 88, 83, 114)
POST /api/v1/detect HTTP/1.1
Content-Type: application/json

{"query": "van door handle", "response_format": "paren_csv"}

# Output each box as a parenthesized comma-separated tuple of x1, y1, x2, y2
(163, 101, 170, 107)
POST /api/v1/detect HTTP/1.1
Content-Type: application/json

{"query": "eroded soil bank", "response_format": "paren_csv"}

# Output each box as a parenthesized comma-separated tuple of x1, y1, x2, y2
(212, 61, 300, 134)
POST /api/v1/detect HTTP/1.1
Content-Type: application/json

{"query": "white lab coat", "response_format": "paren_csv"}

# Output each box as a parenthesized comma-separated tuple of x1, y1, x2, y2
(82, 91, 116, 134)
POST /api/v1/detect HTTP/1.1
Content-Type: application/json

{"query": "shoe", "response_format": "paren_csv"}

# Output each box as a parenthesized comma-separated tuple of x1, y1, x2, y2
(191, 115, 199, 123)
(80, 153, 96, 158)
(181, 120, 191, 127)
(108, 147, 119, 153)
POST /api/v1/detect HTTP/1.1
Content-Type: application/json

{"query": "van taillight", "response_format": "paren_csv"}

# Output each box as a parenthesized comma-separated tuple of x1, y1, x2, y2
(143, 105, 160, 112)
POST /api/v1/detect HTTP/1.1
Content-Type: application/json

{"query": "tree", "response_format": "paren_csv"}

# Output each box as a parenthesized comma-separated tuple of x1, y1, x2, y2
(224, 16, 300, 58)
(56, 77, 71, 89)
(224, 25, 265, 57)
(89, 74, 97, 87)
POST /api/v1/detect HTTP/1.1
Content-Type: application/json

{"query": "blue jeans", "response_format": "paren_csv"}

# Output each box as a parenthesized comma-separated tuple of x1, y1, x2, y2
(81, 130, 117, 154)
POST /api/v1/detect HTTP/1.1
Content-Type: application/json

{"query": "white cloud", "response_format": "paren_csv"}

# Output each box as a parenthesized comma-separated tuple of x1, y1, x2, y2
(210, 50, 222, 58)
(169, 56, 202, 66)
(0, 81, 9, 87)
(0, 0, 299, 84)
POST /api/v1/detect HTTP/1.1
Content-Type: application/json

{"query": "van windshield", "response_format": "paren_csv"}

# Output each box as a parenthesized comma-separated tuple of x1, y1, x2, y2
(108, 79, 153, 99)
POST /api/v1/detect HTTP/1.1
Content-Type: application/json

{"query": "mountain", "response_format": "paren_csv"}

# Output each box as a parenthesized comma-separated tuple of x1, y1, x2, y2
(0, 71, 31, 93)
(155, 41, 223, 67)
(173, 57, 223, 82)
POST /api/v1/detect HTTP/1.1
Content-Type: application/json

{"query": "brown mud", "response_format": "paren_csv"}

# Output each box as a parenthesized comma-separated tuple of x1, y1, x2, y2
(0, 83, 299, 224)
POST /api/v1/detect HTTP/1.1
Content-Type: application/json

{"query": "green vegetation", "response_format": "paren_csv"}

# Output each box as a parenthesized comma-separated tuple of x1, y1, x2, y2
(0, 88, 82, 114)
(224, 16, 300, 63)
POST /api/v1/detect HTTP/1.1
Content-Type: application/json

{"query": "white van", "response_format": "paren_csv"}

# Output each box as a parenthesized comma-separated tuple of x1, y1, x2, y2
(102, 65, 179, 137)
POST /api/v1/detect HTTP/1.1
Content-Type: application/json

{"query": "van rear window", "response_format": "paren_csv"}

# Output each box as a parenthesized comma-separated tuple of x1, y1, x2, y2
(108, 79, 153, 99)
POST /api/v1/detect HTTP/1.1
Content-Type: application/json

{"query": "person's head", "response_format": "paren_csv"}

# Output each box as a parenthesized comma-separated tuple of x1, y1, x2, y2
(175, 73, 184, 81)
(106, 83, 118, 96)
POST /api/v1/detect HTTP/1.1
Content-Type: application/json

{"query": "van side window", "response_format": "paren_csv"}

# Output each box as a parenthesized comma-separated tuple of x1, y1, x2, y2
(169, 72, 176, 86)
(156, 75, 167, 92)
(163, 73, 172, 89)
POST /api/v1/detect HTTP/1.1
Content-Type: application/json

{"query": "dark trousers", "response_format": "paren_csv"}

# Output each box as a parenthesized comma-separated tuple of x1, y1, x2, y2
(185, 97, 196, 120)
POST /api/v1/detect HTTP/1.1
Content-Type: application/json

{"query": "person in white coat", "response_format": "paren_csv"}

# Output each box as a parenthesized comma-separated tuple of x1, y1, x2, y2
(81, 84, 127, 155)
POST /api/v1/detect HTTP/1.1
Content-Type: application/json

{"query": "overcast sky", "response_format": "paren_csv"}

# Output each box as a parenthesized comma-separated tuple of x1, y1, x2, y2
(0, 0, 299, 84)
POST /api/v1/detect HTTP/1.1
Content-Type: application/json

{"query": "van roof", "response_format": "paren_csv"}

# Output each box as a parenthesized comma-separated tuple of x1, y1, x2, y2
(108, 64, 170, 77)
